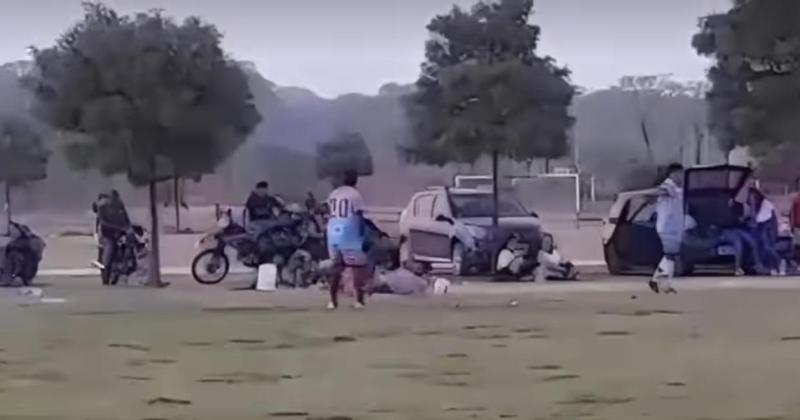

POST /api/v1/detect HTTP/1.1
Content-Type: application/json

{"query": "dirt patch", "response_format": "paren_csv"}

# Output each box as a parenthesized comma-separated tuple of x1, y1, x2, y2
(108, 343, 151, 352)
(528, 364, 563, 371)
(120, 375, 152, 381)
(332, 336, 357, 343)
(228, 338, 266, 344)
(597, 331, 632, 337)
(559, 393, 633, 406)
(443, 353, 469, 359)
(541, 374, 581, 383)
(268, 412, 309, 418)
(197, 371, 291, 385)
(665, 381, 686, 387)
(146, 397, 192, 406)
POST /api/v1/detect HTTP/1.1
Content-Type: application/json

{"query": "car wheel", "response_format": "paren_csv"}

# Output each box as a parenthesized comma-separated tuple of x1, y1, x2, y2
(451, 242, 467, 276)
(604, 242, 626, 275)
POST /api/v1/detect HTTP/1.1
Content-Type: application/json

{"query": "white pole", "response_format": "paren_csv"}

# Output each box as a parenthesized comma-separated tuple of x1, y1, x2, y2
(590, 175, 596, 202)
(575, 174, 581, 229)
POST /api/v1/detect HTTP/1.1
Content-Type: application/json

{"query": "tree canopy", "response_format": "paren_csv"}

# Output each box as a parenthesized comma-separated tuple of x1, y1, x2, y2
(0, 116, 49, 186)
(24, 2, 261, 186)
(693, 0, 800, 160)
(315, 131, 374, 181)
(402, 0, 575, 166)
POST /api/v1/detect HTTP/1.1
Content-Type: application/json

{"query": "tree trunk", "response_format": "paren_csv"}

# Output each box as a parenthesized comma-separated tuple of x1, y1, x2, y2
(173, 176, 181, 233)
(544, 158, 551, 174)
(4, 183, 10, 236)
(147, 180, 164, 287)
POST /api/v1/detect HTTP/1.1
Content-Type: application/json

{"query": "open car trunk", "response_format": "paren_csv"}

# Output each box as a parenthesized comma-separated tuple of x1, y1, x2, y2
(684, 165, 752, 231)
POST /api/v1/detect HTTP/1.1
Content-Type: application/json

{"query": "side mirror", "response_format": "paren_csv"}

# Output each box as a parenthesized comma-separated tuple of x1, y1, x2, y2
(530, 211, 539, 218)
(435, 214, 454, 225)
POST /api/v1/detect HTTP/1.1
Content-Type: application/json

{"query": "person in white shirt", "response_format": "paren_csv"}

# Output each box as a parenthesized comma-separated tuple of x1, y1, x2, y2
(325, 170, 369, 309)
(650, 163, 684, 294)
(747, 187, 781, 275)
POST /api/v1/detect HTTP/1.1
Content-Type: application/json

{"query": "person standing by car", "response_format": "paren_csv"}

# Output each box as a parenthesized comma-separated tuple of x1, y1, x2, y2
(326, 170, 369, 310)
(650, 163, 684, 294)
(747, 187, 782, 275)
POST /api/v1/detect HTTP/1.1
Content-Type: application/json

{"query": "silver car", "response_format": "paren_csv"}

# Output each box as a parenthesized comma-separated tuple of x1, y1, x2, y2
(398, 186, 544, 276)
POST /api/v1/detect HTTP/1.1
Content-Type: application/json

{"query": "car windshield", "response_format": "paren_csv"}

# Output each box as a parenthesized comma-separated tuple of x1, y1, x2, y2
(450, 194, 529, 218)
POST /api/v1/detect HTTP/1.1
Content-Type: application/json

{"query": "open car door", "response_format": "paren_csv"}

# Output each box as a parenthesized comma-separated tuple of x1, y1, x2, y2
(609, 193, 663, 269)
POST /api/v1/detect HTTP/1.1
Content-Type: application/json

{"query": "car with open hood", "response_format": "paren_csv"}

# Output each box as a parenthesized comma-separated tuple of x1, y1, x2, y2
(398, 186, 545, 276)
(602, 164, 782, 275)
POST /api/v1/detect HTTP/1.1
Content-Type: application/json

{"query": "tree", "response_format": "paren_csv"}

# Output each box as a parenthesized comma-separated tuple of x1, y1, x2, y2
(0, 116, 49, 234)
(693, 0, 800, 164)
(25, 3, 261, 286)
(402, 0, 575, 226)
(615, 74, 709, 167)
(315, 131, 374, 185)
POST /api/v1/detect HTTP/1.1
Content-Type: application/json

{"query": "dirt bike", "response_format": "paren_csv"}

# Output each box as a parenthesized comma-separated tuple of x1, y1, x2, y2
(191, 207, 324, 287)
(0, 221, 45, 287)
(103, 225, 149, 286)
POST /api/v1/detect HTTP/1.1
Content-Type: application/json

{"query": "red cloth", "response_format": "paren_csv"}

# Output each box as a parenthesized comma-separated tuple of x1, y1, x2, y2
(792, 194, 800, 228)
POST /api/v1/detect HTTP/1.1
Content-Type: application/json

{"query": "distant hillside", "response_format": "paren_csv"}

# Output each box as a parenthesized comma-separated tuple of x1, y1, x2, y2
(0, 59, 723, 211)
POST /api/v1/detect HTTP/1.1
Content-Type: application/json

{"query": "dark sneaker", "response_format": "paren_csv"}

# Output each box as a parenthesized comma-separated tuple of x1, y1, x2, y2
(648, 280, 660, 294)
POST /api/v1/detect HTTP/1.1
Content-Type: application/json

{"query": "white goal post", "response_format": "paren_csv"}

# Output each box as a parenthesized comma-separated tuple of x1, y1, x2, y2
(453, 173, 597, 226)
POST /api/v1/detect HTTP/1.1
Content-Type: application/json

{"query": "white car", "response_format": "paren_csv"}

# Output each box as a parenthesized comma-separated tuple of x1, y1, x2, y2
(398, 186, 544, 275)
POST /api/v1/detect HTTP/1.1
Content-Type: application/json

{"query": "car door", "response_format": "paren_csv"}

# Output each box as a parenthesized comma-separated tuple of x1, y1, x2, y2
(409, 192, 453, 261)
(611, 195, 663, 267)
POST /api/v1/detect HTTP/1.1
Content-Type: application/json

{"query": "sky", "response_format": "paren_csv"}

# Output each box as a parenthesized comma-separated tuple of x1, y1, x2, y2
(0, 0, 731, 98)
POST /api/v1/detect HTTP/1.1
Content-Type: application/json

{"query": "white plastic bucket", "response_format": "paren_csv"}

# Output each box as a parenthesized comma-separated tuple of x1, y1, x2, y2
(256, 264, 278, 292)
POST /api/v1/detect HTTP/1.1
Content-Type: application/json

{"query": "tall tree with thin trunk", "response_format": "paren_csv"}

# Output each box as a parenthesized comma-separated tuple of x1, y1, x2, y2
(402, 0, 574, 227)
(24, 3, 261, 286)
(0, 116, 49, 234)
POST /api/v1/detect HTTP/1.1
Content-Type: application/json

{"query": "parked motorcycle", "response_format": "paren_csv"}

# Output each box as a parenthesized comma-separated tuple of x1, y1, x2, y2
(104, 224, 149, 286)
(191, 206, 323, 286)
(0, 221, 45, 287)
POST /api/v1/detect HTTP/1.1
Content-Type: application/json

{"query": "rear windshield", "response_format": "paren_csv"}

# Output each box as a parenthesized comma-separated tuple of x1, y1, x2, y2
(450, 194, 528, 218)
(686, 168, 749, 193)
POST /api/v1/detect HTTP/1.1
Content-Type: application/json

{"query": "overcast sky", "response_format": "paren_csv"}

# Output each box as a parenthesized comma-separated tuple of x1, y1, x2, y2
(0, 0, 730, 98)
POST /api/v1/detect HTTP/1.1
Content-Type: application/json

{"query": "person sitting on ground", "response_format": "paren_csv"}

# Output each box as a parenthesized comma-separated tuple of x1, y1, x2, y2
(536, 235, 579, 282)
(496, 234, 537, 280)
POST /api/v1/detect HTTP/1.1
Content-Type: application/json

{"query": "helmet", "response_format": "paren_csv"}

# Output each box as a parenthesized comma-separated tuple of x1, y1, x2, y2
(285, 203, 304, 214)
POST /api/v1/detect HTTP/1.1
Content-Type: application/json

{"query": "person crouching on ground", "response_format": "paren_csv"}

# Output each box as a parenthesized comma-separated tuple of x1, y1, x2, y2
(650, 163, 684, 294)
(496, 234, 536, 280)
(326, 170, 370, 310)
(537, 235, 578, 282)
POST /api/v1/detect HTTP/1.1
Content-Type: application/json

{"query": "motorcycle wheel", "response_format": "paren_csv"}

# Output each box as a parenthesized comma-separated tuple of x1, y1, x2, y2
(192, 249, 230, 285)
(7, 250, 35, 286)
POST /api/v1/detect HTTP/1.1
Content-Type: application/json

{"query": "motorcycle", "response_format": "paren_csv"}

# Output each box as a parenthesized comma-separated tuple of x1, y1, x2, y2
(192, 206, 324, 286)
(103, 224, 149, 286)
(0, 221, 45, 287)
